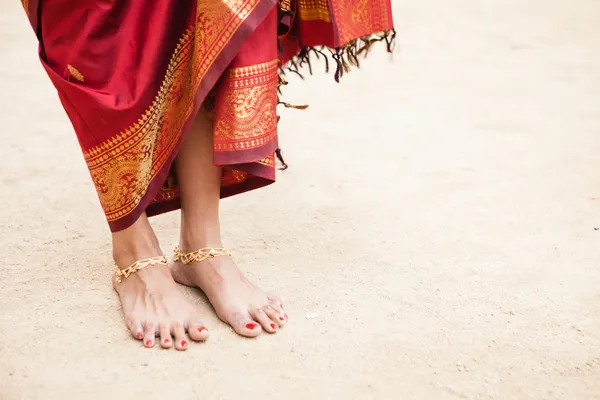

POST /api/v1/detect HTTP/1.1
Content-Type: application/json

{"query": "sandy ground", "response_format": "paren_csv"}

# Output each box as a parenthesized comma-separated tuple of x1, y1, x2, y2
(1, 0, 600, 399)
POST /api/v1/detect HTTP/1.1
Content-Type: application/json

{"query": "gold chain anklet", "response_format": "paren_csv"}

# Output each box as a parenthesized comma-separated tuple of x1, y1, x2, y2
(113, 255, 168, 283)
(173, 247, 231, 265)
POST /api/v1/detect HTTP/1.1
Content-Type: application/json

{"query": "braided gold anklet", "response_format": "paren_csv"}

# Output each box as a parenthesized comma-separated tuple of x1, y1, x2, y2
(173, 247, 231, 265)
(113, 255, 168, 283)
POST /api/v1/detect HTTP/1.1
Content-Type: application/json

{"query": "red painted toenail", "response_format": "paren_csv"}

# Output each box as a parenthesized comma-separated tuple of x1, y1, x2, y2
(270, 323, 277, 330)
(164, 339, 170, 344)
(136, 333, 143, 339)
(181, 340, 188, 347)
(279, 317, 285, 321)
(145, 339, 152, 346)
(198, 326, 208, 333)
(246, 323, 257, 330)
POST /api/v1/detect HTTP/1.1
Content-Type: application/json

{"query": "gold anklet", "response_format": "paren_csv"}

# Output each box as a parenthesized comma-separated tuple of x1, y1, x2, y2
(173, 247, 231, 265)
(113, 255, 168, 283)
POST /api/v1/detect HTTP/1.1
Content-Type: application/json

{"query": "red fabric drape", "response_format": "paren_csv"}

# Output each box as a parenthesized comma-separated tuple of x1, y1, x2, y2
(20, 0, 394, 231)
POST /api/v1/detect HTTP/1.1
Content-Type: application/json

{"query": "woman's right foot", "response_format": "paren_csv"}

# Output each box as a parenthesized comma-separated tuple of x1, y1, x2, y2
(111, 213, 209, 350)
(171, 246, 287, 338)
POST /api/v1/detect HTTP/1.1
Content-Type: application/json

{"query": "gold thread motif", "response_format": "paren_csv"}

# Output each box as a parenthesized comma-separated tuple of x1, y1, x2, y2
(332, 0, 391, 44)
(257, 154, 275, 166)
(67, 65, 84, 82)
(81, 0, 263, 223)
(214, 59, 279, 152)
(223, 168, 248, 185)
(279, 0, 291, 12)
(298, 0, 331, 22)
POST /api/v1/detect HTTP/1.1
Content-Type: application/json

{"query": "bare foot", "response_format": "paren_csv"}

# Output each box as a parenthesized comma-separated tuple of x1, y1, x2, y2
(171, 249, 288, 337)
(170, 107, 286, 337)
(112, 214, 209, 349)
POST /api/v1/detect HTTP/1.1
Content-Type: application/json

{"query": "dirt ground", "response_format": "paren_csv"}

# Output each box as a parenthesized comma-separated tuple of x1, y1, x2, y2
(1, 0, 600, 399)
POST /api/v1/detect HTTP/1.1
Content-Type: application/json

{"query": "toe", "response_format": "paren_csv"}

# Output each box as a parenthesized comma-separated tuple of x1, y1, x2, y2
(250, 308, 278, 333)
(172, 323, 189, 351)
(187, 320, 209, 342)
(267, 293, 284, 308)
(127, 318, 144, 341)
(143, 324, 157, 348)
(159, 324, 173, 349)
(228, 312, 262, 337)
(264, 305, 286, 327)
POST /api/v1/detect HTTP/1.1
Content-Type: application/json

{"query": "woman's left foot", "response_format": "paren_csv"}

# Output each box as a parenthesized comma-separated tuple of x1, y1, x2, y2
(171, 250, 287, 337)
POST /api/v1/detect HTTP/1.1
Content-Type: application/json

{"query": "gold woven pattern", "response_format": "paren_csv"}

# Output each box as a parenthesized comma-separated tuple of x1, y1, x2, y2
(113, 255, 168, 283)
(173, 247, 231, 265)
(67, 65, 84, 82)
(298, 0, 331, 22)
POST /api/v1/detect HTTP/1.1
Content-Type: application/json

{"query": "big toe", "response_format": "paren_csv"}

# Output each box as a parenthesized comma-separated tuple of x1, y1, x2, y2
(227, 312, 262, 338)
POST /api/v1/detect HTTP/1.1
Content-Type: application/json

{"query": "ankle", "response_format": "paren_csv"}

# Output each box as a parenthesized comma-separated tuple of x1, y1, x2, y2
(112, 238, 162, 267)
(112, 216, 163, 268)
(180, 219, 223, 251)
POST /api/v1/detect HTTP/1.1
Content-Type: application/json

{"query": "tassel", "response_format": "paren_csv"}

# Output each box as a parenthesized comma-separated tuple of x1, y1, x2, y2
(385, 29, 397, 53)
(278, 101, 309, 110)
(297, 47, 313, 75)
(332, 49, 343, 82)
(346, 41, 360, 67)
(278, 30, 396, 82)
(312, 47, 330, 73)
(275, 148, 289, 171)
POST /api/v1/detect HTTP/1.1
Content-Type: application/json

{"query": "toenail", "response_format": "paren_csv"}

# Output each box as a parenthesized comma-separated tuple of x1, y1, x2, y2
(284, 314, 289, 320)
(136, 333, 143, 339)
(279, 317, 285, 321)
(270, 323, 277, 330)
(145, 339, 152, 346)
(246, 323, 257, 330)
(164, 339, 170, 344)
(198, 326, 208, 333)
(181, 340, 188, 347)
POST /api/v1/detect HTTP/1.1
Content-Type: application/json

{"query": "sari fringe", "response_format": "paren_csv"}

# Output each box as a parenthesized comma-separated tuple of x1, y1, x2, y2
(274, 29, 396, 169)
(279, 29, 397, 82)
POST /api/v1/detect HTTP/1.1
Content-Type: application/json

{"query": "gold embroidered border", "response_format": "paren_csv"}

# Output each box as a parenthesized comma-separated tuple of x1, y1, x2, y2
(257, 154, 275, 166)
(298, 0, 332, 22)
(213, 59, 279, 152)
(82, 0, 263, 222)
(83, 27, 194, 166)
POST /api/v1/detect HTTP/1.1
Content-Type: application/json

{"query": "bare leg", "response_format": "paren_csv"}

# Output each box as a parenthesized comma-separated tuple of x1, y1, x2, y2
(112, 213, 209, 349)
(171, 108, 287, 337)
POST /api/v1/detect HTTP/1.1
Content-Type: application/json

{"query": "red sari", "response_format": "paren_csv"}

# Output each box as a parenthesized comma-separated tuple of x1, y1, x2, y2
(21, 0, 394, 231)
